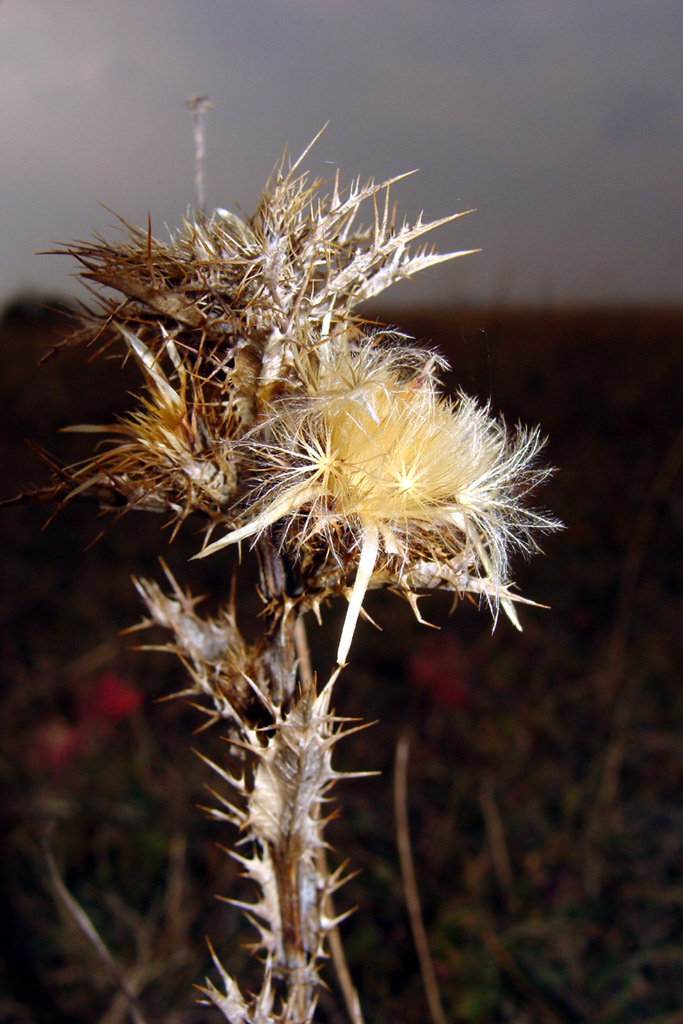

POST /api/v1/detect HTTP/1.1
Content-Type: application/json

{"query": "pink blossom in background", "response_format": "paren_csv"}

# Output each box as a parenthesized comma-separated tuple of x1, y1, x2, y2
(80, 672, 143, 723)
(27, 673, 143, 774)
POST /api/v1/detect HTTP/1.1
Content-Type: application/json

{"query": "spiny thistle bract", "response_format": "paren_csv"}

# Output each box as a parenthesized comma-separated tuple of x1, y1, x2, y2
(21, 134, 559, 1022)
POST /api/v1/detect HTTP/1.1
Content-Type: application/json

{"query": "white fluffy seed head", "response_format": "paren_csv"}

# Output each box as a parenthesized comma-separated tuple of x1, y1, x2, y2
(198, 335, 557, 662)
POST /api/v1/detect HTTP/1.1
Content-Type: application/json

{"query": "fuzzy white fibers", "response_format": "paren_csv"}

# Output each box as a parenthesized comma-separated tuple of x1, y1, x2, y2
(199, 336, 554, 663)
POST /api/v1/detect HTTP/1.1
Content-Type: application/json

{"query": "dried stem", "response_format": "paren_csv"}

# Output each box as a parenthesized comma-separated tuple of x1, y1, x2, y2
(394, 736, 448, 1024)
(479, 775, 516, 912)
(318, 865, 366, 1024)
(185, 95, 215, 215)
(43, 826, 150, 1024)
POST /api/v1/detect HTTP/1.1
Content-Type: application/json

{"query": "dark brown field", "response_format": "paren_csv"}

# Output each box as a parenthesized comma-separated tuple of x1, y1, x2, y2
(1, 302, 682, 1024)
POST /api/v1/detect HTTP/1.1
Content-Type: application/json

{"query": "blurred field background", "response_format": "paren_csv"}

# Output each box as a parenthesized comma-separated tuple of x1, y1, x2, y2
(1, 300, 682, 1024)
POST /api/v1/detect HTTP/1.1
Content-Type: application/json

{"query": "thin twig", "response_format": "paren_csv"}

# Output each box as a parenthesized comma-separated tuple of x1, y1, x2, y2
(43, 824, 149, 1024)
(479, 775, 516, 912)
(581, 673, 642, 897)
(316, 847, 366, 1024)
(482, 929, 573, 1024)
(185, 95, 215, 216)
(394, 736, 448, 1024)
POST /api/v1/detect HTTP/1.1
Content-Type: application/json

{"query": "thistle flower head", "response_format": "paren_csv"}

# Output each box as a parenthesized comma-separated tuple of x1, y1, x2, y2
(21, 134, 558, 666)
(198, 332, 556, 664)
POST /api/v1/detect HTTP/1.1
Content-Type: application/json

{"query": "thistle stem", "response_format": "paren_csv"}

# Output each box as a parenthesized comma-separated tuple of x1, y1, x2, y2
(295, 614, 366, 1024)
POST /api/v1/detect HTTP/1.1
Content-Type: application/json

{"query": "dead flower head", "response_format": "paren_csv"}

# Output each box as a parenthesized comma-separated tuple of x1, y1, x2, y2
(23, 134, 558, 665)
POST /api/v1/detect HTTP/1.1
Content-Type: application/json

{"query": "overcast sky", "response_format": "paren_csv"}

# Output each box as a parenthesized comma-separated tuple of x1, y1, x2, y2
(1, 0, 681, 310)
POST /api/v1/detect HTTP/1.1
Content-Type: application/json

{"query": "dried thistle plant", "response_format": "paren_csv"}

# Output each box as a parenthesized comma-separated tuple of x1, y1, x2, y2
(21, 132, 558, 1022)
